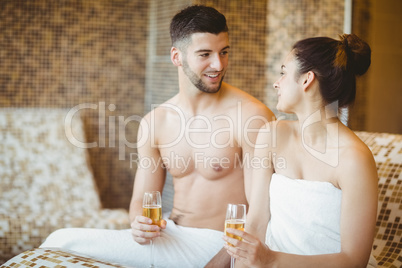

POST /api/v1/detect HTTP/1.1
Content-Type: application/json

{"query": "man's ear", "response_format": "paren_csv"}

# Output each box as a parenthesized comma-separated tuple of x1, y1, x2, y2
(302, 71, 315, 91)
(171, 47, 182, 67)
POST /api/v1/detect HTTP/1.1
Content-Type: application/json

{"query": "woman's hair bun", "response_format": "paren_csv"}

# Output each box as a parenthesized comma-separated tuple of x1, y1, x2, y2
(340, 33, 371, 76)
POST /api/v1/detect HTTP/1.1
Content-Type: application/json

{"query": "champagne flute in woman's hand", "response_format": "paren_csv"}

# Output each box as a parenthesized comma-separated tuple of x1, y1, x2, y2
(225, 204, 246, 268)
(143, 191, 162, 268)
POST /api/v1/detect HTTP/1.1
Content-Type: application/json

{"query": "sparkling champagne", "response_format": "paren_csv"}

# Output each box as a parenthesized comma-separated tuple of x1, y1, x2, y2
(142, 205, 162, 227)
(224, 219, 245, 246)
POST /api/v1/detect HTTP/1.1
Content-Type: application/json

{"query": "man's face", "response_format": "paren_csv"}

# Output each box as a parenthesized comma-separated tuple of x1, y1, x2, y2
(181, 32, 230, 93)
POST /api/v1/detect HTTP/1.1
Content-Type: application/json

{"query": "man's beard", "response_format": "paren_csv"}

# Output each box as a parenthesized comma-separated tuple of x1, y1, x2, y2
(182, 59, 224, 93)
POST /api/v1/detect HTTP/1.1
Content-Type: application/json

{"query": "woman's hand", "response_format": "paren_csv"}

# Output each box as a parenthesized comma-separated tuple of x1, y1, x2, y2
(223, 228, 275, 268)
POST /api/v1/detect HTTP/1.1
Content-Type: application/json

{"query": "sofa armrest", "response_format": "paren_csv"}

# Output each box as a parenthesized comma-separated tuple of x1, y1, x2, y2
(355, 131, 402, 268)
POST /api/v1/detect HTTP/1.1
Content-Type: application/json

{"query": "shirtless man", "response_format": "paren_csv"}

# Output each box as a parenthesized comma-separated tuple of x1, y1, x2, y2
(41, 5, 274, 268)
(129, 5, 275, 267)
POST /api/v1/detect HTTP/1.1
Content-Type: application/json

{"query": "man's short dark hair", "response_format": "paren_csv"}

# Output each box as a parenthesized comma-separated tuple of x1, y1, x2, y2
(170, 5, 228, 48)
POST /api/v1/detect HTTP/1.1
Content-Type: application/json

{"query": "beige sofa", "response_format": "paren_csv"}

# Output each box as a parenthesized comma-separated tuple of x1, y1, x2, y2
(0, 108, 130, 265)
(0, 108, 401, 267)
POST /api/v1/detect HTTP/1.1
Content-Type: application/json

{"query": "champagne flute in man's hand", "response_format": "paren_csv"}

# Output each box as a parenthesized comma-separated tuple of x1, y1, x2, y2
(143, 191, 162, 268)
(225, 204, 246, 268)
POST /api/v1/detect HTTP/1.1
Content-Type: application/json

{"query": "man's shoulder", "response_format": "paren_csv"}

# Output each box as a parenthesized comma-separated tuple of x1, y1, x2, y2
(142, 95, 180, 121)
(223, 83, 275, 120)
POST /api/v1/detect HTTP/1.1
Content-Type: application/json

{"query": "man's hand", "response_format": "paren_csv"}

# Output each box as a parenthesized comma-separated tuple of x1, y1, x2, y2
(130, 216, 167, 245)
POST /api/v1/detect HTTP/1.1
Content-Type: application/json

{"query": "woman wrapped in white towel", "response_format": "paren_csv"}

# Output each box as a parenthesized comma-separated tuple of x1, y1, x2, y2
(224, 34, 378, 268)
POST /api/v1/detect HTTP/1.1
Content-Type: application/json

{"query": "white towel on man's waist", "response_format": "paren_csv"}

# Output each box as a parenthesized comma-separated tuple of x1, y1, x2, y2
(40, 215, 224, 268)
(266, 173, 377, 267)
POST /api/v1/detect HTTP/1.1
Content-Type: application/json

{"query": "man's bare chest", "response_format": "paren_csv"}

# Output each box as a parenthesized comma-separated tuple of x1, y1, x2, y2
(157, 124, 242, 178)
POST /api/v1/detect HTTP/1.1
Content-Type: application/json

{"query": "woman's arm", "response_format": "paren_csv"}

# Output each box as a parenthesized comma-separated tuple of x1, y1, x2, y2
(223, 123, 274, 267)
(245, 123, 274, 241)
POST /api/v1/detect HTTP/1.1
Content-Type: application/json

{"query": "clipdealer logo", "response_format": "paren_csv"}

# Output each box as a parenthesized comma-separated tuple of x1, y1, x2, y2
(64, 102, 143, 160)
(64, 101, 339, 169)
(64, 102, 270, 160)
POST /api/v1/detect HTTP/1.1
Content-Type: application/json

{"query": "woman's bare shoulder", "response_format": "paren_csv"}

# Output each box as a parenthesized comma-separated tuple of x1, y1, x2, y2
(256, 119, 297, 147)
(337, 129, 378, 187)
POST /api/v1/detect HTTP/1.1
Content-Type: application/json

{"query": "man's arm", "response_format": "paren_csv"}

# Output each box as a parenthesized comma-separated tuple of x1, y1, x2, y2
(129, 115, 167, 244)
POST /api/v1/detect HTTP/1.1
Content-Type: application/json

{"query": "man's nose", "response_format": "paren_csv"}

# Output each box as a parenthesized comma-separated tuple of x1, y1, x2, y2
(210, 54, 223, 71)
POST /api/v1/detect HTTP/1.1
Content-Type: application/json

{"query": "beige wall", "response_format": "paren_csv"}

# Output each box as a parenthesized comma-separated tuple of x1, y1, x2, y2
(366, 0, 402, 134)
(0, 0, 148, 209)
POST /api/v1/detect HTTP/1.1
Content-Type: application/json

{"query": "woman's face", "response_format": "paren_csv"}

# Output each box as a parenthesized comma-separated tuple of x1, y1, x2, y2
(273, 52, 303, 113)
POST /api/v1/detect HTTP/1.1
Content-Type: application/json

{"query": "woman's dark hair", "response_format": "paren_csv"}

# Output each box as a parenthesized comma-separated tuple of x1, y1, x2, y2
(170, 5, 228, 48)
(292, 34, 371, 107)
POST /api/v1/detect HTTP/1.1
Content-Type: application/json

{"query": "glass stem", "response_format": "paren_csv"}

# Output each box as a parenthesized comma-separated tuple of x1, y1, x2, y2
(230, 256, 235, 268)
(150, 239, 154, 268)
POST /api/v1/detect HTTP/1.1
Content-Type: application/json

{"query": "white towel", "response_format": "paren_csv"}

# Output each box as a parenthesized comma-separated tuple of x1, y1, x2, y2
(40, 217, 224, 268)
(266, 173, 377, 268)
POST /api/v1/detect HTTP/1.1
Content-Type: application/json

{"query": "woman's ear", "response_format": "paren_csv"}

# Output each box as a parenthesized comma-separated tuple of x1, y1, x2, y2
(302, 71, 315, 91)
(171, 47, 182, 67)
